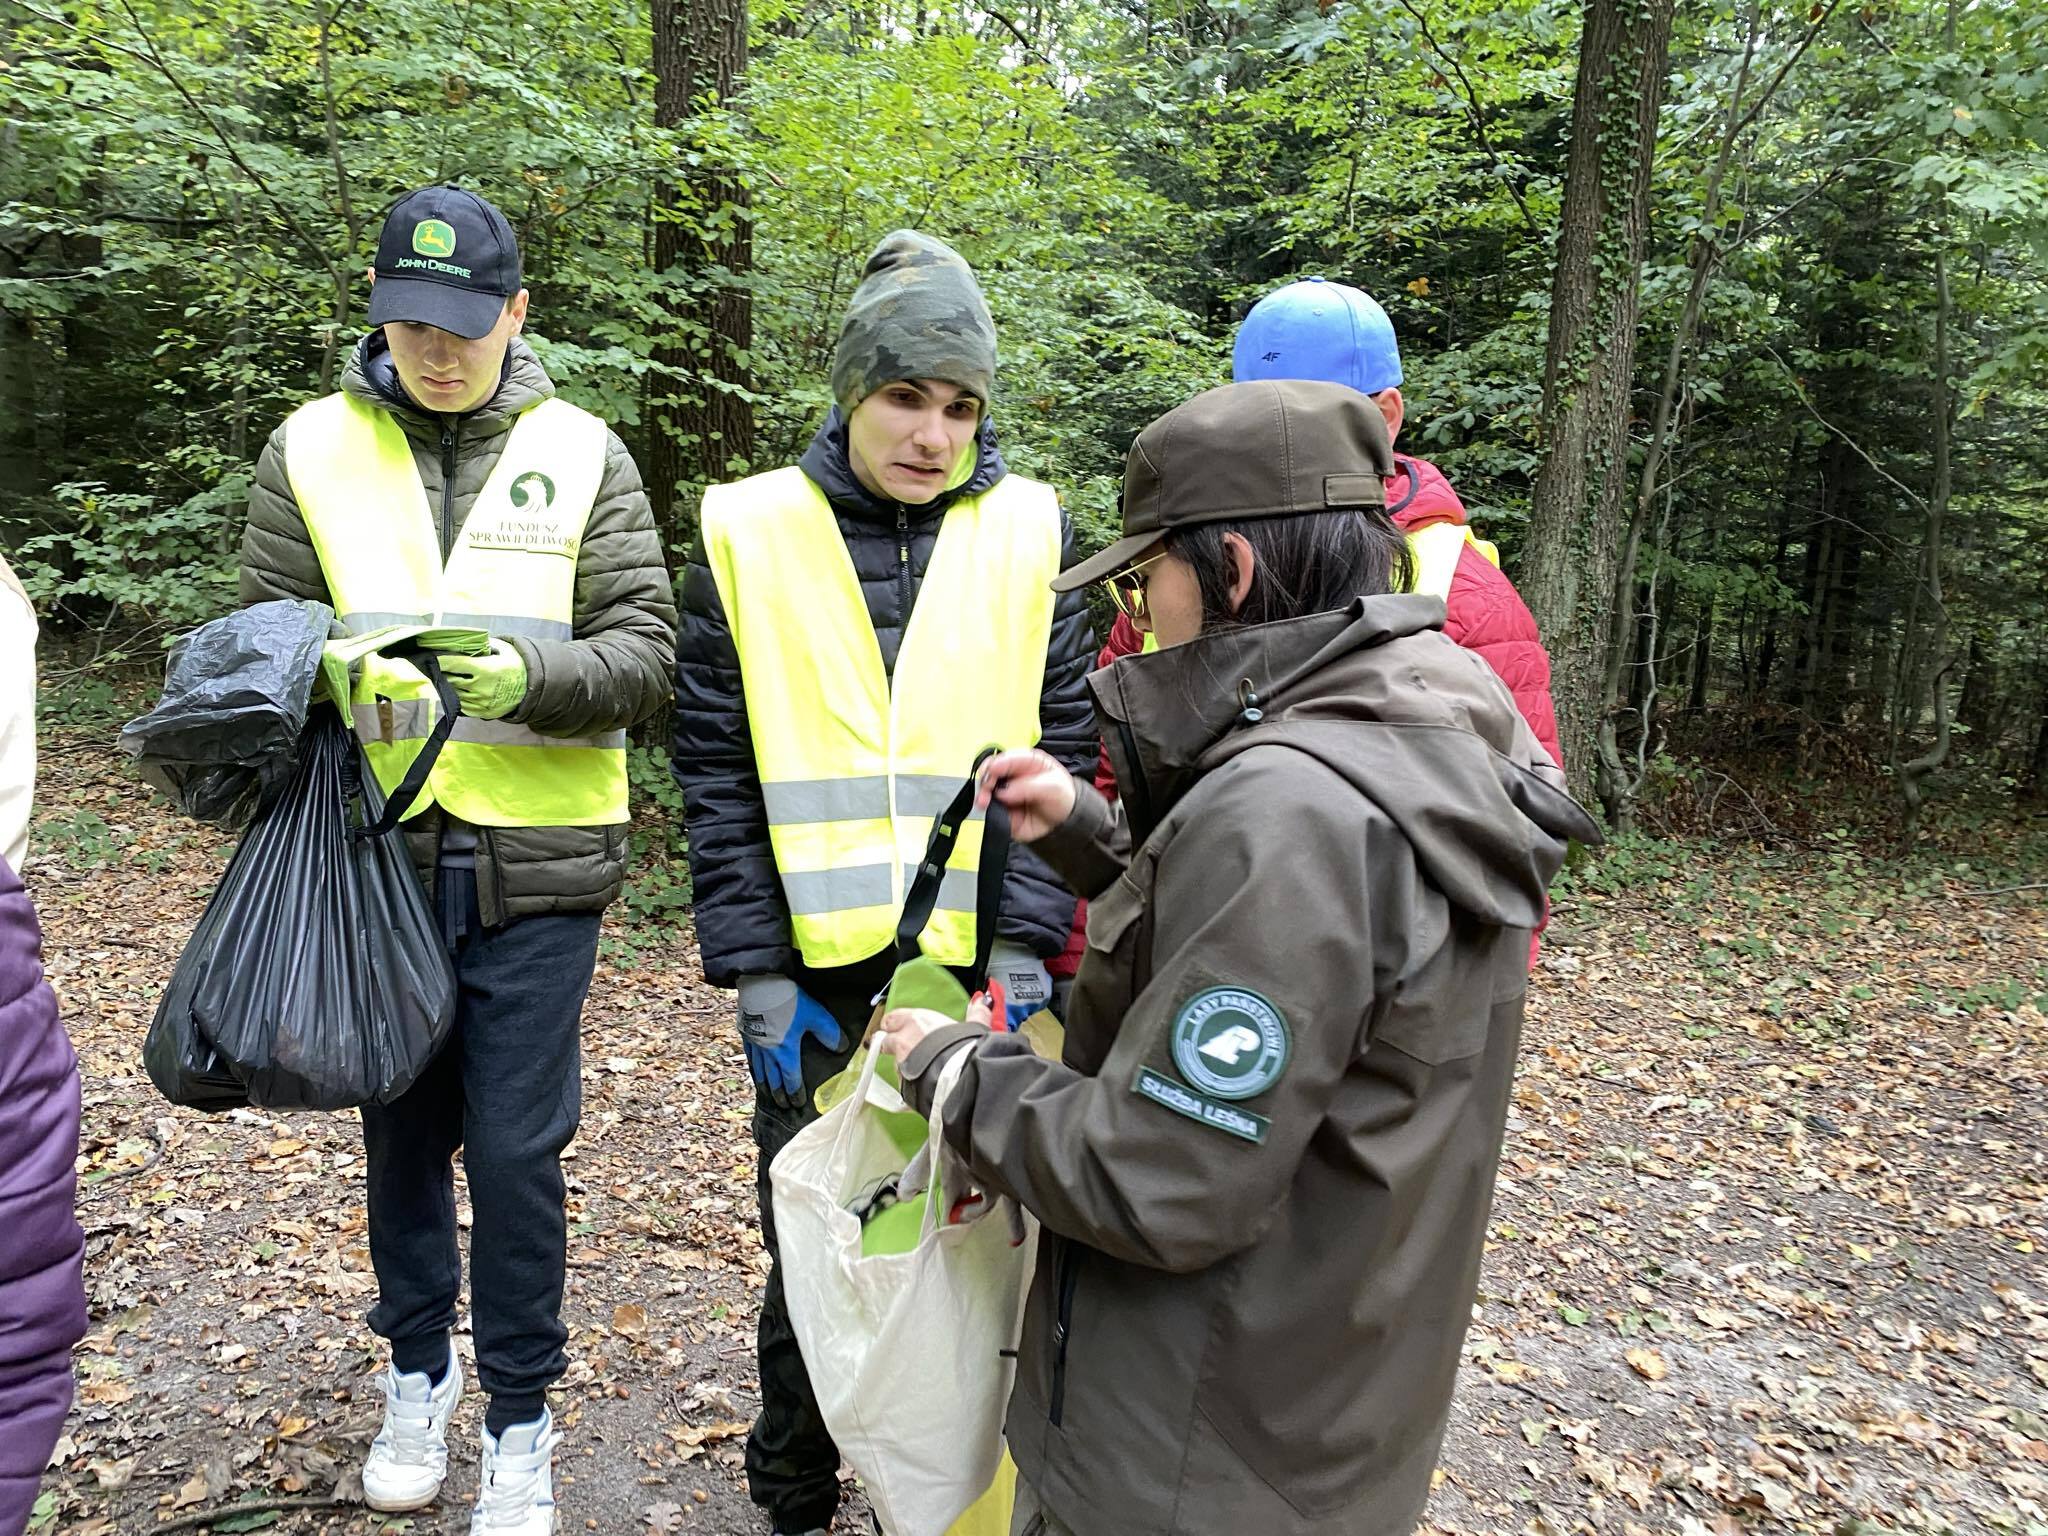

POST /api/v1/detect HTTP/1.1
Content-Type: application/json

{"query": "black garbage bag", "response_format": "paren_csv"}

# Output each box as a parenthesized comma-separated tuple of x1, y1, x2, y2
(119, 599, 334, 829)
(141, 981, 251, 1113)
(143, 697, 457, 1112)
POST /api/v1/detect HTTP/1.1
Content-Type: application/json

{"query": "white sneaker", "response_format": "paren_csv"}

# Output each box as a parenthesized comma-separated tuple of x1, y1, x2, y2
(470, 1407, 558, 1534)
(362, 1346, 463, 1511)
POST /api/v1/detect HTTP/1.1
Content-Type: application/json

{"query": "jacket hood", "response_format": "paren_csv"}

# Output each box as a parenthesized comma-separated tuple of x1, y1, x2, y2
(798, 407, 1007, 527)
(1089, 593, 1600, 926)
(342, 331, 555, 440)
(1388, 453, 1467, 532)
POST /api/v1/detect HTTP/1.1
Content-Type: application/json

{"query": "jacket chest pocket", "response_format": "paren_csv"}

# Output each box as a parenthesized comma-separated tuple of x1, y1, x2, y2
(1084, 871, 1146, 954)
(1065, 871, 1150, 1076)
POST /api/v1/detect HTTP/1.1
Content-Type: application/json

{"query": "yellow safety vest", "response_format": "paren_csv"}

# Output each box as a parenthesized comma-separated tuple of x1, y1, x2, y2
(701, 466, 1061, 969)
(1406, 519, 1500, 601)
(282, 392, 628, 827)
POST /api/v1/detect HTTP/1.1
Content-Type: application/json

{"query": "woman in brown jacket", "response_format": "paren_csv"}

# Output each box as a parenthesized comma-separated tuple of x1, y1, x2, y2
(876, 379, 1598, 1536)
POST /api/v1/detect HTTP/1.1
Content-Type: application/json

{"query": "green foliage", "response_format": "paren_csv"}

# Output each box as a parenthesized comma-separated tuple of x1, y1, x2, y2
(11, 481, 239, 626)
(3, 0, 2045, 823)
(38, 807, 120, 871)
(610, 743, 693, 961)
(1551, 830, 1691, 900)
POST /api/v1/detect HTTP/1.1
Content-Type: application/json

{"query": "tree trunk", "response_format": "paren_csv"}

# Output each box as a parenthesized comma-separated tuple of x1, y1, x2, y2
(1594, 5, 1758, 819)
(0, 238, 34, 507)
(1895, 240, 1955, 845)
(2027, 676, 2048, 795)
(1955, 631, 1992, 736)
(1754, 522, 1791, 700)
(1792, 512, 1829, 714)
(0, 27, 37, 507)
(650, 0, 755, 564)
(1519, 0, 1677, 812)
(1688, 596, 1713, 715)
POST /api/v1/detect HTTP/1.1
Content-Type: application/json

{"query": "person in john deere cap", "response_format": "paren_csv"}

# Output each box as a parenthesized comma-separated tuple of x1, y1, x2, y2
(874, 379, 1599, 1536)
(238, 184, 675, 1533)
(671, 230, 1096, 1535)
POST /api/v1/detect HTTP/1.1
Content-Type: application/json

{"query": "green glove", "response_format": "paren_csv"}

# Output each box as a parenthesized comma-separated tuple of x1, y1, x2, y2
(435, 639, 528, 720)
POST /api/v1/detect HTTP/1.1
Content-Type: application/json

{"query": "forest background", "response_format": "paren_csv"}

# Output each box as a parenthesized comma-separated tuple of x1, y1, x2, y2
(3, 0, 2046, 890)
(8, 5, 2048, 1531)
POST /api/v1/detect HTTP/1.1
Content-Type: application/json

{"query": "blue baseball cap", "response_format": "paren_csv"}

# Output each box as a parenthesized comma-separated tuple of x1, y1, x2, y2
(1233, 277, 1403, 397)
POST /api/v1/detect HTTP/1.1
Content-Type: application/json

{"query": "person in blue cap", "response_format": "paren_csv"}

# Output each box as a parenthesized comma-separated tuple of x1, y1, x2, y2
(1054, 278, 1566, 984)
(1231, 277, 1563, 773)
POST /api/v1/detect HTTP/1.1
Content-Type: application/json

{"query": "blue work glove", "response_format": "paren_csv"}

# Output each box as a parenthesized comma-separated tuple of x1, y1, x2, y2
(736, 974, 846, 1109)
(986, 941, 1053, 1031)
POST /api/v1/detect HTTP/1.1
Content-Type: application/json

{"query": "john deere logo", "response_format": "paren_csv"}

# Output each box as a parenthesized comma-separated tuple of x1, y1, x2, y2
(509, 471, 555, 510)
(412, 219, 457, 258)
(1171, 987, 1290, 1100)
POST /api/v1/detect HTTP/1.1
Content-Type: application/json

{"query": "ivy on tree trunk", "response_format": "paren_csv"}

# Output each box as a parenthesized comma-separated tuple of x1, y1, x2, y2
(1521, 0, 1678, 815)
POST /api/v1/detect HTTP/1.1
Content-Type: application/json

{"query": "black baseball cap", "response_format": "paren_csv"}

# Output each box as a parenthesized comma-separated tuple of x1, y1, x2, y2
(367, 186, 522, 340)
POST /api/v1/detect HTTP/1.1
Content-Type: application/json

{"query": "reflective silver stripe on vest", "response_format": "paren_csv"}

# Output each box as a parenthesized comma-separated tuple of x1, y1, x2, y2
(335, 611, 573, 642)
(339, 610, 435, 635)
(782, 863, 895, 916)
(440, 612, 576, 642)
(352, 699, 437, 743)
(450, 719, 627, 751)
(762, 776, 892, 826)
(761, 775, 986, 826)
(894, 774, 986, 819)
(904, 864, 980, 913)
(349, 704, 622, 752)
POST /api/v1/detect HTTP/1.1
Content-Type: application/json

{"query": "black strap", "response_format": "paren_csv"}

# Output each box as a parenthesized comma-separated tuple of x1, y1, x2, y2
(353, 650, 462, 841)
(1388, 454, 1422, 518)
(893, 747, 1011, 990)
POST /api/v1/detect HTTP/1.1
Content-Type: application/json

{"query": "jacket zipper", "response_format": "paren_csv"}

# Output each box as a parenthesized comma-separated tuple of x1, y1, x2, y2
(1048, 1235, 1077, 1427)
(895, 505, 912, 628)
(438, 421, 460, 557)
(883, 504, 914, 906)
(1114, 717, 1156, 846)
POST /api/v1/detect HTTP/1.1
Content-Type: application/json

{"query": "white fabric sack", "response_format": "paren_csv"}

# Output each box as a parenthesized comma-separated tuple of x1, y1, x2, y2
(0, 554, 37, 872)
(771, 1046, 1036, 1536)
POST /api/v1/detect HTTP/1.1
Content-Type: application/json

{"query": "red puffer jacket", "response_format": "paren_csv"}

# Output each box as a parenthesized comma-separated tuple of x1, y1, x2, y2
(1391, 455, 1562, 770)
(1049, 455, 1561, 980)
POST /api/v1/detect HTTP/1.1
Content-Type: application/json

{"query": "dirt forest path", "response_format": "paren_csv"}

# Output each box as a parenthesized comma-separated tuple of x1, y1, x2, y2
(25, 737, 2048, 1536)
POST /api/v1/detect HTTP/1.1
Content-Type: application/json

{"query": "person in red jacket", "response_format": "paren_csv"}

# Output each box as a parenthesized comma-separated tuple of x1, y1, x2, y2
(1236, 277, 1562, 767)
(1049, 278, 1561, 992)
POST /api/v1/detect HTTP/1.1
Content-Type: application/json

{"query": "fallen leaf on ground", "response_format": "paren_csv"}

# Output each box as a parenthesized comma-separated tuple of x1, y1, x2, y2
(1625, 1348, 1669, 1381)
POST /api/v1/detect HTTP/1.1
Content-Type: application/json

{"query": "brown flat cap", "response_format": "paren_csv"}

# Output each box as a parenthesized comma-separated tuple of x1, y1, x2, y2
(1055, 379, 1396, 592)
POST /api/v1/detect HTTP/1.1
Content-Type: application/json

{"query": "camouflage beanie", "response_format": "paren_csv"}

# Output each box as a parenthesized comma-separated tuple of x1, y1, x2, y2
(831, 230, 997, 413)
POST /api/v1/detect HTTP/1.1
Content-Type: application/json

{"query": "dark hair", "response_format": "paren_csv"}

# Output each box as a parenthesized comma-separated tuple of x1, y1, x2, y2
(1165, 507, 1414, 631)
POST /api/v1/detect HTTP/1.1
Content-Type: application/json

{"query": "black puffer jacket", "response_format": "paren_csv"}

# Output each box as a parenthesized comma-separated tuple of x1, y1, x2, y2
(672, 411, 1096, 987)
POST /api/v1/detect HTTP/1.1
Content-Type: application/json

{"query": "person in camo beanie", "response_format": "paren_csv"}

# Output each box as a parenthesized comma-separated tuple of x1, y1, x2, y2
(829, 230, 998, 415)
(671, 229, 1095, 1535)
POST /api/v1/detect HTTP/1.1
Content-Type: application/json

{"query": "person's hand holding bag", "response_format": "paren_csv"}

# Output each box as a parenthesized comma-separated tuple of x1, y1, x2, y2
(873, 992, 995, 1068)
